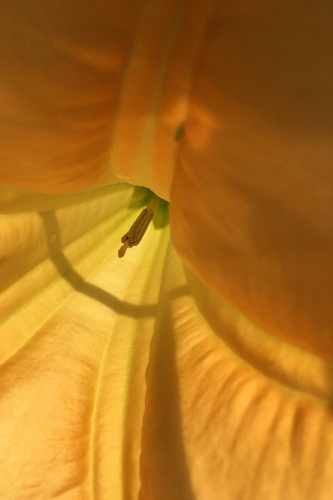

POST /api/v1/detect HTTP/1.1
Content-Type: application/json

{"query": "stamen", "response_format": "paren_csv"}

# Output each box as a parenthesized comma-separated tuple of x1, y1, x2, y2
(118, 196, 161, 258)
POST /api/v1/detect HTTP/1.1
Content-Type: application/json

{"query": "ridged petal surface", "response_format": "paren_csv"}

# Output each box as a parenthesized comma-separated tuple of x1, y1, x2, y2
(1, 185, 333, 500)
(0, 184, 168, 499)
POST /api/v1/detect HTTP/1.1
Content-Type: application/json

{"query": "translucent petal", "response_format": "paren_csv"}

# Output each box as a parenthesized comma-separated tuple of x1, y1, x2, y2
(141, 245, 333, 500)
(0, 184, 169, 498)
(1, 185, 333, 499)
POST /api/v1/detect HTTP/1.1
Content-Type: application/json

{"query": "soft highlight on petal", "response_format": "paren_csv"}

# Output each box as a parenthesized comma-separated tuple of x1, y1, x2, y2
(0, 184, 169, 498)
(0, 0, 215, 200)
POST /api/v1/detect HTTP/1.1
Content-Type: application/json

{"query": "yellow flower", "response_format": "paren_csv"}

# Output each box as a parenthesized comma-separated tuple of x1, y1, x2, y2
(0, 1, 333, 499)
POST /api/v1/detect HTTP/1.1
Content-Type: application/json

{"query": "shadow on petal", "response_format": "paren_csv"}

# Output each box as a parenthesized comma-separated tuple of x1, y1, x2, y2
(39, 210, 160, 319)
(140, 243, 196, 500)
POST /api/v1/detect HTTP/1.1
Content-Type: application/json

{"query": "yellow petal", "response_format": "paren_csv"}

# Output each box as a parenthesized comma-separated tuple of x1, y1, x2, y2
(0, 184, 169, 498)
(1, 184, 333, 499)
(141, 244, 333, 499)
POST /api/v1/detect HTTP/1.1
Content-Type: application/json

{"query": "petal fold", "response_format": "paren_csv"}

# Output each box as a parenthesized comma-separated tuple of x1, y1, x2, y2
(0, 0, 215, 200)
(171, 1, 333, 360)
(141, 246, 333, 500)
(1, 184, 333, 500)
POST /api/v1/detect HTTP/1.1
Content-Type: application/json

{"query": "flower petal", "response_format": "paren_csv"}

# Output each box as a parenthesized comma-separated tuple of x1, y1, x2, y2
(0, 184, 169, 498)
(2, 184, 333, 499)
(141, 245, 333, 499)
(171, 2, 333, 360)
(0, 0, 215, 200)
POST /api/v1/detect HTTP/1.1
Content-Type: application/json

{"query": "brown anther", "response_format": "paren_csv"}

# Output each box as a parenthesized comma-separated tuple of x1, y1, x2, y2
(118, 196, 161, 258)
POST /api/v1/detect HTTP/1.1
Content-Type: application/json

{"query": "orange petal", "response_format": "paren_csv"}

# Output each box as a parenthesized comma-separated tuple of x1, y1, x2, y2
(170, 2, 333, 361)
(0, 0, 216, 200)
(2, 183, 333, 498)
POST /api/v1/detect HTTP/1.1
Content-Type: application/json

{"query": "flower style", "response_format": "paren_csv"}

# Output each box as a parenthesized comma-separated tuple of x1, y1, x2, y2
(0, 1, 333, 499)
